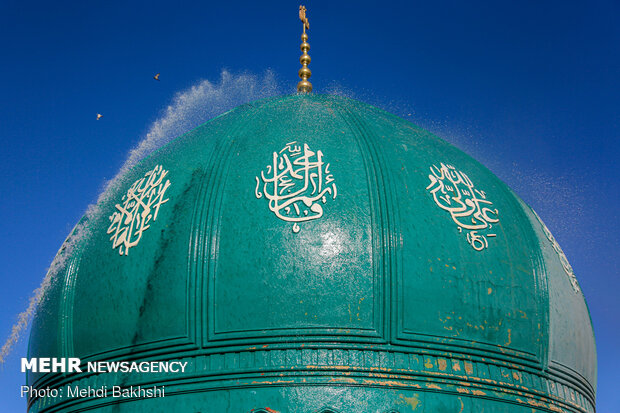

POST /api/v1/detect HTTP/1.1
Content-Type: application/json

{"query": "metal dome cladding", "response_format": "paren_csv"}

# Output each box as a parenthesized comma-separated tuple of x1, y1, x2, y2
(27, 94, 596, 413)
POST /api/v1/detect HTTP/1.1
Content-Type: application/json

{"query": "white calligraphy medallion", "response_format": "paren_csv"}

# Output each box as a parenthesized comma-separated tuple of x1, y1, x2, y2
(532, 210, 580, 293)
(107, 165, 171, 255)
(426, 163, 499, 251)
(255, 141, 337, 233)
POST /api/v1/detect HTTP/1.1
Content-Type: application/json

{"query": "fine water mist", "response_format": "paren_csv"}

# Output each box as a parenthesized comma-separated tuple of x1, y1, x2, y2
(0, 70, 283, 363)
(323, 83, 588, 236)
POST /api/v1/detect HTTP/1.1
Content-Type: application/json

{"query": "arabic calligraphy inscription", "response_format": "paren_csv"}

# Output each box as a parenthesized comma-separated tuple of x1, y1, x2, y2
(107, 165, 171, 255)
(255, 141, 337, 233)
(532, 210, 580, 293)
(426, 163, 499, 251)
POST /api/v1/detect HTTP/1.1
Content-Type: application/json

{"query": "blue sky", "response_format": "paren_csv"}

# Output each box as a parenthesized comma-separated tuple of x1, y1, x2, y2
(0, 0, 618, 411)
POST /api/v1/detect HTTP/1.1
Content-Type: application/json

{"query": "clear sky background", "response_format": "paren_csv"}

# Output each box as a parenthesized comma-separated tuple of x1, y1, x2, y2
(0, 0, 618, 411)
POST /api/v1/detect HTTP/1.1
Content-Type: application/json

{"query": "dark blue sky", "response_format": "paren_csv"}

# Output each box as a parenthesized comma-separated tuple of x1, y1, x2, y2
(1, 0, 618, 410)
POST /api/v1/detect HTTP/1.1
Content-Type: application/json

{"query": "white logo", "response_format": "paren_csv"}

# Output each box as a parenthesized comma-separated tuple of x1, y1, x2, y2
(532, 210, 580, 292)
(426, 162, 499, 251)
(107, 165, 171, 255)
(255, 141, 337, 233)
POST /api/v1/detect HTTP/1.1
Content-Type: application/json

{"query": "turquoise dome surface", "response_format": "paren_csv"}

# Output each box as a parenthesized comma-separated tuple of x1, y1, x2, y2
(28, 94, 596, 412)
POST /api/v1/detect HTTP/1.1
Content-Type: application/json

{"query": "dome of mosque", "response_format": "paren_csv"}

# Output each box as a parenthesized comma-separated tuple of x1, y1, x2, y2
(27, 94, 596, 412)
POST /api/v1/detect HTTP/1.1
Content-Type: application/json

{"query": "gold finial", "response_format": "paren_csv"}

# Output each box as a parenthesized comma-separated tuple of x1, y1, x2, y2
(297, 5, 312, 93)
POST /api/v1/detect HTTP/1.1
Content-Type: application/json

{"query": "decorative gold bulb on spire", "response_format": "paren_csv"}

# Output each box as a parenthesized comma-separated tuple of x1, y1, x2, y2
(297, 5, 312, 93)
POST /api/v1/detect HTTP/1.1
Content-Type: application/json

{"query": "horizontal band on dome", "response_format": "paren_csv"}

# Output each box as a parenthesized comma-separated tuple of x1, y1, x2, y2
(27, 348, 594, 413)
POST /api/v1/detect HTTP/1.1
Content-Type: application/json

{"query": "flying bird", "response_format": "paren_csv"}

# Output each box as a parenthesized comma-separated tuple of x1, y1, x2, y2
(96, 113, 103, 120)
(154, 73, 160, 81)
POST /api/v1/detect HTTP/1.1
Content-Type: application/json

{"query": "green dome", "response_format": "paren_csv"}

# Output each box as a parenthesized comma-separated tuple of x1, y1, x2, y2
(28, 94, 596, 412)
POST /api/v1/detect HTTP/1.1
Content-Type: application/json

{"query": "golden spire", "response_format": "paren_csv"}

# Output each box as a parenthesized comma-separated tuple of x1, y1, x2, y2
(297, 5, 312, 93)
